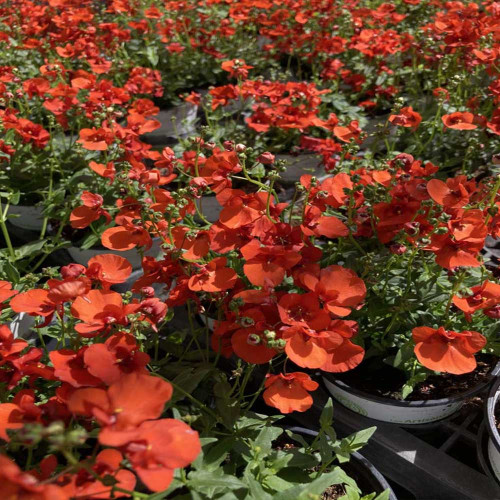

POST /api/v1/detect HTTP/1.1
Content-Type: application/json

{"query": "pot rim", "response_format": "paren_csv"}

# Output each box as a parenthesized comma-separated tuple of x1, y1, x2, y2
(477, 421, 500, 486)
(485, 376, 500, 455)
(323, 360, 500, 408)
(287, 426, 397, 500)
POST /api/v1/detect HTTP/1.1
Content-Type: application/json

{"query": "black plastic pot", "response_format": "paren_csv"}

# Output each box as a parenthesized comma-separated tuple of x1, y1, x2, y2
(288, 426, 397, 500)
(481, 376, 500, 485)
(323, 361, 500, 425)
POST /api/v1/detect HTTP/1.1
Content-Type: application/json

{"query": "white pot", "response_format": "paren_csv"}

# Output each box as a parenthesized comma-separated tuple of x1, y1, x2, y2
(275, 154, 326, 184)
(484, 377, 500, 483)
(145, 104, 198, 143)
(323, 373, 495, 425)
(7, 205, 45, 232)
(487, 438, 500, 482)
(67, 238, 162, 269)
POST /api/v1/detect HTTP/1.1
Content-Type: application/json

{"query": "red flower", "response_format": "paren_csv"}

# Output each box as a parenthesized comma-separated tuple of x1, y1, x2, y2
(427, 176, 474, 208)
(59, 449, 136, 499)
(333, 120, 362, 143)
(452, 281, 500, 319)
(101, 225, 153, 252)
(412, 326, 486, 374)
(442, 112, 477, 130)
(0, 281, 18, 306)
(389, 106, 422, 128)
(316, 320, 365, 372)
(68, 372, 173, 444)
(83, 332, 150, 385)
(121, 419, 200, 492)
(89, 160, 116, 183)
(70, 192, 111, 229)
(278, 293, 330, 330)
(70, 289, 140, 336)
(241, 239, 301, 287)
(188, 257, 237, 292)
(170, 226, 210, 261)
(86, 254, 132, 288)
(0, 454, 68, 500)
(426, 210, 487, 268)
(221, 59, 253, 79)
(263, 372, 318, 413)
(77, 127, 115, 150)
(303, 265, 366, 316)
(230, 309, 278, 364)
(282, 326, 333, 369)
(0, 325, 28, 366)
(50, 349, 101, 388)
(301, 206, 349, 239)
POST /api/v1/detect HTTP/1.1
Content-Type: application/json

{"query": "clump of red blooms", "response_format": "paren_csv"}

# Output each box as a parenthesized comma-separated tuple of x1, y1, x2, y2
(0, 0, 499, 495)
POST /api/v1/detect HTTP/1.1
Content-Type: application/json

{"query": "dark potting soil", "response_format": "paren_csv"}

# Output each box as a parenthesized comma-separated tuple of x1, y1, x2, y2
(334, 353, 497, 402)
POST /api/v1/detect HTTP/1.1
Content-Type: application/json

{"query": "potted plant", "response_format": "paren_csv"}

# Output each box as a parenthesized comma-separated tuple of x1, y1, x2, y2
(0, 253, 392, 499)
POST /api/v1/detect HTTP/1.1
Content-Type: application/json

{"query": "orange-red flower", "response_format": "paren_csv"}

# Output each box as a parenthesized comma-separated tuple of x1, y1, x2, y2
(67, 372, 173, 442)
(188, 257, 237, 292)
(0, 454, 68, 500)
(389, 106, 422, 128)
(452, 280, 500, 319)
(303, 265, 366, 316)
(121, 419, 200, 492)
(426, 209, 487, 268)
(316, 320, 365, 372)
(442, 112, 477, 130)
(221, 59, 253, 79)
(70, 289, 140, 336)
(278, 293, 330, 330)
(86, 254, 132, 288)
(333, 120, 362, 143)
(427, 176, 475, 208)
(58, 449, 136, 499)
(241, 239, 301, 287)
(412, 326, 486, 374)
(77, 127, 115, 150)
(263, 372, 318, 413)
(101, 225, 153, 252)
(83, 332, 150, 385)
(70, 191, 111, 229)
(0, 281, 18, 307)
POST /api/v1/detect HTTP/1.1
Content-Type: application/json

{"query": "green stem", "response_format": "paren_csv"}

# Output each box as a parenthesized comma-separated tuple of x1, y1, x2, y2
(0, 200, 15, 260)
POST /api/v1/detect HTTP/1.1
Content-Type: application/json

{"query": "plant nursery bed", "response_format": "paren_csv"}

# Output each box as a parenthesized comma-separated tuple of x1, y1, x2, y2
(287, 380, 500, 500)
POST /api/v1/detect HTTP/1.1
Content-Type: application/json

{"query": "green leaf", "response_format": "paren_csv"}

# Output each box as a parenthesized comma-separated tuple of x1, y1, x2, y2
(188, 469, 246, 493)
(193, 437, 234, 472)
(263, 474, 295, 492)
(371, 490, 391, 500)
(401, 372, 428, 399)
(1, 260, 20, 283)
(254, 424, 284, 453)
(79, 233, 99, 250)
(15, 239, 47, 260)
(145, 45, 159, 67)
(273, 468, 353, 500)
(335, 427, 376, 463)
(245, 475, 273, 500)
(170, 367, 212, 403)
(320, 398, 334, 429)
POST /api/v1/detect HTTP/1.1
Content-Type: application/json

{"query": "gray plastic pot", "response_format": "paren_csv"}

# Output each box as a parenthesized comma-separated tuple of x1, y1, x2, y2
(7, 204, 45, 232)
(323, 362, 500, 425)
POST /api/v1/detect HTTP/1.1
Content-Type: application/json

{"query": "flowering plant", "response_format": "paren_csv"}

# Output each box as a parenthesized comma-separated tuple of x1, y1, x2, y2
(0, 254, 384, 498)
